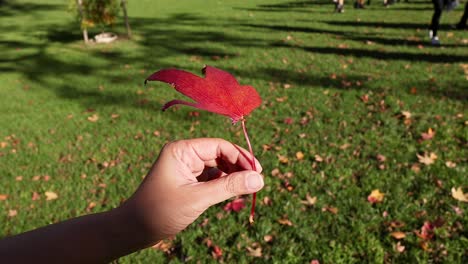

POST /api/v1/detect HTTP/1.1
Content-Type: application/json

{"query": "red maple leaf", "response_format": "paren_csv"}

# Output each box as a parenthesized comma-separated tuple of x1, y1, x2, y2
(145, 66, 262, 123)
(145, 66, 263, 223)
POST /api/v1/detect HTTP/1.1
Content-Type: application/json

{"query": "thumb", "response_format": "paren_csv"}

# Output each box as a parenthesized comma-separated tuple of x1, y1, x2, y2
(191, 171, 264, 209)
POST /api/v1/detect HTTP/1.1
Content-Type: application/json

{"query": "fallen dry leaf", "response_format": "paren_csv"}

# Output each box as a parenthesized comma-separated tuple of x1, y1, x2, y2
(278, 217, 293, 226)
(368, 189, 385, 204)
(445, 161, 456, 168)
(401, 111, 412, 119)
(390, 231, 406, 240)
(421, 128, 435, 141)
(212, 245, 223, 259)
(87, 114, 99, 122)
(417, 152, 437, 165)
(45, 191, 58, 201)
(246, 245, 262, 257)
(376, 154, 386, 162)
(0, 194, 7, 201)
(301, 193, 317, 206)
(31, 192, 40, 201)
(152, 239, 174, 253)
(263, 235, 274, 243)
(0, 142, 7, 148)
(296, 151, 304, 160)
(451, 187, 468, 202)
(395, 241, 405, 253)
(8, 209, 17, 217)
(322, 206, 339, 214)
(278, 154, 289, 164)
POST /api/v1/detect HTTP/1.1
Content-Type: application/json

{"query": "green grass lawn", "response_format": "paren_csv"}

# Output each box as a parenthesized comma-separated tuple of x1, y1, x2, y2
(1, 0, 467, 262)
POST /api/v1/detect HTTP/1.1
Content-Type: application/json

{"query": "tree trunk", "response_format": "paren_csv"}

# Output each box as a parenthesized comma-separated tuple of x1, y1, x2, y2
(76, 0, 89, 43)
(121, 0, 132, 39)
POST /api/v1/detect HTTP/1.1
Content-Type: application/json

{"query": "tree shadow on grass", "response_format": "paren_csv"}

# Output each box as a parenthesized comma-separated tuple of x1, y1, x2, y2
(0, 0, 62, 17)
(273, 42, 468, 63)
(242, 22, 464, 48)
(1, 0, 466, 108)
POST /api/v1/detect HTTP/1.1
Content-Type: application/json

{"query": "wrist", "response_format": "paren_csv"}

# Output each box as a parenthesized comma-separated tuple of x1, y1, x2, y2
(105, 204, 160, 258)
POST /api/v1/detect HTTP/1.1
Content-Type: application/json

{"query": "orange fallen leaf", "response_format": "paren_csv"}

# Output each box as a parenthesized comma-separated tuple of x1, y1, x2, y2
(278, 154, 289, 164)
(0, 142, 7, 148)
(152, 239, 174, 253)
(45, 191, 58, 201)
(296, 151, 304, 160)
(390, 231, 406, 240)
(451, 187, 468, 202)
(0, 194, 7, 201)
(367, 189, 385, 204)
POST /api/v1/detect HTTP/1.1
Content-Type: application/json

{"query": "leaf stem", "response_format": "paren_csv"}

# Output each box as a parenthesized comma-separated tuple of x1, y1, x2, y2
(241, 119, 257, 224)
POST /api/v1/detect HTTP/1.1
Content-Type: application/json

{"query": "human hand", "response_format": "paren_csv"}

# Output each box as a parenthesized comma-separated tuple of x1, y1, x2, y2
(120, 138, 264, 244)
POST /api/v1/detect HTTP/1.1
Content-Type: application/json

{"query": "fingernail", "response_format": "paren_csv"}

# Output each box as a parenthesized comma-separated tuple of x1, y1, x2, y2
(247, 173, 264, 191)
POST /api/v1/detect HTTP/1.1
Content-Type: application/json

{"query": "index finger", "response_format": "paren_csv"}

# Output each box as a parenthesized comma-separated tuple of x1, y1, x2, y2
(170, 138, 262, 175)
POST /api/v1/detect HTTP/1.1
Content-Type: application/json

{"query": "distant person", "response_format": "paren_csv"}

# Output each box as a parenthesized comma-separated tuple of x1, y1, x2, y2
(456, 1, 467, 29)
(429, 0, 459, 45)
(354, 0, 366, 8)
(0, 138, 264, 263)
(334, 0, 345, 12)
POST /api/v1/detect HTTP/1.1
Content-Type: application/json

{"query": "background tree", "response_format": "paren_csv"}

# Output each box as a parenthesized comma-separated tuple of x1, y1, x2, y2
(73, 0, 131, 43)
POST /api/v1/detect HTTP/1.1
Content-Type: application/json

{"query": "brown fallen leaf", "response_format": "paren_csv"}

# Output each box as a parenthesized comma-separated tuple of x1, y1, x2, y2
(451, 187, 468, 202)
(390, 231, 406, 240)
(246, 246, 262, 257)
(277, 154, 289, 164)
(263, 235, 274, 243)
(301, 193, 317, 206)
(152, 239, 174, 253)
(278, 217, 293, 226)
(87, 114, 99, 122)
(8, 209, 17, 217)
(322, 206, 338, 214)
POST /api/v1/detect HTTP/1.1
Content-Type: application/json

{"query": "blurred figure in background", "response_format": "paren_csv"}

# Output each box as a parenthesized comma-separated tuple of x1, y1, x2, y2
(429, 0, 459, 45)
(334, 0, 345, 12)
(456, 1, 467, 29)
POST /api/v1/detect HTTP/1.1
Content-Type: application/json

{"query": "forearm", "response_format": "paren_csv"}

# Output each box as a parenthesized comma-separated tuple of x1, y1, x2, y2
(0, 207, 155, 263)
